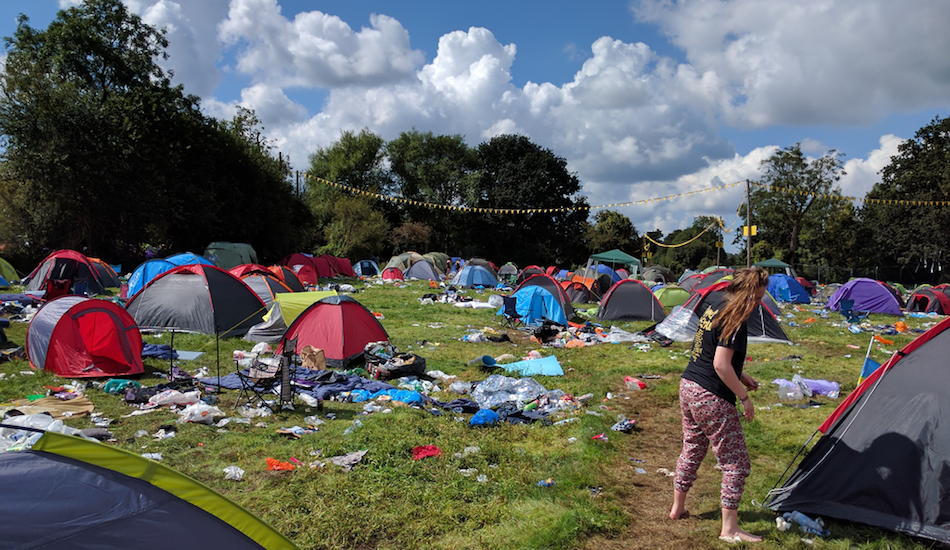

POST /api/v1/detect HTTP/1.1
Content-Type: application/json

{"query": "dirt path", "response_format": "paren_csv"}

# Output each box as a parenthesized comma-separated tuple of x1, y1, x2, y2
(579, 379, 737, 550)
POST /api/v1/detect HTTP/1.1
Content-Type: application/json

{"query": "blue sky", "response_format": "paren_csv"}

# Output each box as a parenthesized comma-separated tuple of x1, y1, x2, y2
(2, 1, 949, 251)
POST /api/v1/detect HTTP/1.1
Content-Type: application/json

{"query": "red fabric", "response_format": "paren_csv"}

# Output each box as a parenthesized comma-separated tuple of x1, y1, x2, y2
(411, 445, 443, 460)
(381, 267, 404, 280)
(229, 264, 270, 278)
(266, 457, 296, 471)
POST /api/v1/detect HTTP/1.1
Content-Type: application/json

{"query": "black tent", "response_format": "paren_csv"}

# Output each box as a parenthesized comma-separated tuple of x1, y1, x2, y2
(766, 316, 950, 543)
(125, 264, 266, 337)
(0, 430, 297, 549)
(596, 279, 666, 322)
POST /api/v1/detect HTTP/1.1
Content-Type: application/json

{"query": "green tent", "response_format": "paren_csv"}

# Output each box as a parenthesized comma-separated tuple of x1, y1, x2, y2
(0, 257, 20, 283)
(588, 249, 640, 269)
(753, 258, 791, 269)
(204, 242, 258, 270)
(653, 285, 690, 307)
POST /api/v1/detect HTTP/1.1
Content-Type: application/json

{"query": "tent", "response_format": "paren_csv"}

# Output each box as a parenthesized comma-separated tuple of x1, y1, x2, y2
(497, 263, 518, 278)
(404, 261, 441, 281)
(588, 249, 640, 270)
(380, 267, 404, 281)
(828, 278, 903, 315)
(23, 250, 112, 297)
(465, 257, 496, 277)
(583, 264, 621, 283)
(907, 284, 950, 314)
(327, 256, 356, 278)
(125, 264, 266, 338)
(87, 258, 121, 288)
(655, 281, 792, 344)
(642, 265, 674, 285)
(516, 265, 544, 285)
(26, 296, 144, 378)
(0, 431, 298, 549)
(354, 259, 380, 277)
(267, 265, 306, 292)
(616, 268, 630, 279)
(452, 265, 498, 288)
(514, 274, 575, 320)
(767, 273, 811, 303)
(560, 281, 597, 304)
(0, 257, 19, 283)
(204, 242, 258, 270)
(280, 253, 334, 285)
(238, 271, 293, 309)
(753, 258, 791, 269)
(765, 316, 950, 543)
(653, 284, 690, 308)
(597, 279, 666, 322)
(244, 291, 337, 343)
(796, 276, 816, 296)
(128, 253, 214, 297)
(277, 295, 388, 368)
(384, 252, 426, 272)
(0, 274, 8, 289)
(570, 271, 612, 297)
(691, 268, 734, 292)
(229, 264, 272, 278)
(501, 286, 568, 326)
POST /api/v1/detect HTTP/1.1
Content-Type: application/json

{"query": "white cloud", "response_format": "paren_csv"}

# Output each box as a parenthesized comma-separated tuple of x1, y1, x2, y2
(218, 0, 424, 88)
(633, 0, 950, 127)
(839, 134, 900, 199)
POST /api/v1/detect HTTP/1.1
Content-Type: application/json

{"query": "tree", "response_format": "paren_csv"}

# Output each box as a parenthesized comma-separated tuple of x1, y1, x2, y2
(473, 135, 589, 266)
(321, 196, 389, 260)
(386, 129, 480, 253)
(586, 210, 637, 256)
(0, 0, 308, 265)
(858, 116, 950, 283)
(305, 129, 394, 249)
(390, 221, 432, 253)
(750, 144, 845, 265)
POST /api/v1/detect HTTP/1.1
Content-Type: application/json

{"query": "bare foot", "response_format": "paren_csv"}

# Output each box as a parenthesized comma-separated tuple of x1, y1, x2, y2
(719, 529, 762, 543)
(669, 508, 689, 520)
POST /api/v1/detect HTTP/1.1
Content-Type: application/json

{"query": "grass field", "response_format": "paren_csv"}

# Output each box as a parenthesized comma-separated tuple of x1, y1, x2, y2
(0, 280, 942, 550)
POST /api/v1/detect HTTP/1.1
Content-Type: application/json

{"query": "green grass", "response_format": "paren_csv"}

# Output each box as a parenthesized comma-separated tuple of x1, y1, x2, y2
(0, 282, 941, 549)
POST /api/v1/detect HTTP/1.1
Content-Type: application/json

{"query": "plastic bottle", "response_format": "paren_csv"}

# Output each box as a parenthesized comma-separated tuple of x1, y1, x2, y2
(783, 511, 829, 536)
(792, 374, 813, 398)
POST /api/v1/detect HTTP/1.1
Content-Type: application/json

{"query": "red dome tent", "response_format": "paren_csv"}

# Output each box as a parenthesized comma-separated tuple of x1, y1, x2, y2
(125, 264, 266, 338)
(23, 250, 112, 297)
(381, 267, 404, 281)
(277, 295, 389, 368)
(26, 296, 144, 378)
(228, 264, 272, 278)
(280, 253, 337, 285)
(267, 265, 306, 292)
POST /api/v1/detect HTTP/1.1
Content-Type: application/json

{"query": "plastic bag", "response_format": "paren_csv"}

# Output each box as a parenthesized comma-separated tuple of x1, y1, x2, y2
(178, 402, 225, 424)
(471, 374, 549, 409)
(224, 465, 245, 480)
(149, 389, 201, 406)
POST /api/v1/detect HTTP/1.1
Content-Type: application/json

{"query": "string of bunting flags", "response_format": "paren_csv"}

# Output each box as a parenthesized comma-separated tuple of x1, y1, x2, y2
(751, 181, 950, 207)
(303, 173, 744, 214)
(644, 218, 723, 248)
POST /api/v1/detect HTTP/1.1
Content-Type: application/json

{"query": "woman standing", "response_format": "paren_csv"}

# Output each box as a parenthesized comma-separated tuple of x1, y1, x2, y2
(669, 267, 768, 543)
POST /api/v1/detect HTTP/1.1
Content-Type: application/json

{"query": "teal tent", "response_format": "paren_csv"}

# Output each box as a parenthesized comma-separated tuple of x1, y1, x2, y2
(500, 286, 568, 326)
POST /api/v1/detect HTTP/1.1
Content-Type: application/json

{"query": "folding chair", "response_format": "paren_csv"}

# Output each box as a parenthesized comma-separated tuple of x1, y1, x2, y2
(234, 358, 282, 412)
(500, 295, 524, 327)
(838, 299, 867, 324)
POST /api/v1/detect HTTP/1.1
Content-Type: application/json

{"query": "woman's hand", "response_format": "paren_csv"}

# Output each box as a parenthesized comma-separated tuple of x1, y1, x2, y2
(739, 396, 755, 422)
(740, 372, 759, 392)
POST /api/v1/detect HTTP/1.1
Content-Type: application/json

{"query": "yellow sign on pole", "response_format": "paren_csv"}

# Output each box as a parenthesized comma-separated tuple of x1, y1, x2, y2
(742, 225, 757, 236)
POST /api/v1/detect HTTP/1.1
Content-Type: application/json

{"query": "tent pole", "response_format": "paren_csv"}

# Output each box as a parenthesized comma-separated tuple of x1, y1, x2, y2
(169, 329, 175, 375)
(746, 179, 752, 268)
(216, 322, 220, 384)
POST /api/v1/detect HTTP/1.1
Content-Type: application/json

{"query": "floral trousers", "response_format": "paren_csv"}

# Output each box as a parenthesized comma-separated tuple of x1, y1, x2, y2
(674, 378, 750, 510)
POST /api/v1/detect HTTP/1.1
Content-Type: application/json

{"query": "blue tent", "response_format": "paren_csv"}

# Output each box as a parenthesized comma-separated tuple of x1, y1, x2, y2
(127, 253, 214, 297)
(768, 273, 811, 304)
(589, 264, 621, 283)
(452, 265, 498, 288)
(0, 274, 8, 289)
(499, 286, 567, 326)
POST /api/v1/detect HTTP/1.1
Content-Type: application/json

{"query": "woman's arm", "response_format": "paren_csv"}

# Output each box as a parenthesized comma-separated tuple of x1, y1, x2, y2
(713, 346, 754, 422)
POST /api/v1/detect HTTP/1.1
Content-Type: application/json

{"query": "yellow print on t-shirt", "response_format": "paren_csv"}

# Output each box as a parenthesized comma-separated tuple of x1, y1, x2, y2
(690, 307, 719, 362)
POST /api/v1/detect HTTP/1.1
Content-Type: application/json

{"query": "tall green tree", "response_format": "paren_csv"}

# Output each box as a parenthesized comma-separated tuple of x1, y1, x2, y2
(386, 129, 479, 253)
(305, 128, 394, 252)
(473, 134, 589, 266)
(750, 144, 845, 265)
(586, 210, 637, 255)
(0, 0, 306, 265)
(858, 116, 950, 283)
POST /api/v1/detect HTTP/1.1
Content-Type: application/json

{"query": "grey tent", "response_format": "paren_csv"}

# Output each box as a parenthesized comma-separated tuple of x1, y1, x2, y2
(597, 279, 666, 322)
(765, 316, 950, 543)
(204, 242, 258, 271)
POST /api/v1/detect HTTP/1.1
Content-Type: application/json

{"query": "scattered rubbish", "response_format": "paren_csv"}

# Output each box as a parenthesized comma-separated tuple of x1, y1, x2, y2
(141, 453, 163, 460)
(624, 376, 646, 390)
(266, 457, 295, 471)
(223, 465, 244, 481)
(782, 511, 829, 536)
(476, 474, 488, 483)
(656, 468, 675, 476)
(537, 478, 555, 487)
(635, 467, 647, 474)
(592, 433, 608, 441)
(411, 445, 443, 460)
(459, 468, 478, 477)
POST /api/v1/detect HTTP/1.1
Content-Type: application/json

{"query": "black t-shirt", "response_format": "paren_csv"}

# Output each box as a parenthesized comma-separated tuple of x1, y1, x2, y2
(681, 305, 748, 403)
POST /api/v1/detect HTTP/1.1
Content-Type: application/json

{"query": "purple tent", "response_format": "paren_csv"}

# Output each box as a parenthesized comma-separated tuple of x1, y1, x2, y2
(827, 278, 902, 315)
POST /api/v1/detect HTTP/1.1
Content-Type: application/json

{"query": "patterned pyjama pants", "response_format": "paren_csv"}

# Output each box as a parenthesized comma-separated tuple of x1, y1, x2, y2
(674, 378, 751, 510)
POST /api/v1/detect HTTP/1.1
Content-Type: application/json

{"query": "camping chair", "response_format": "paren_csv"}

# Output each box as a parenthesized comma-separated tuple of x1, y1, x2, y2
(500, 295, 524, 328)
(234, 358, 283, 412)
(838, 299, 868, 324)
(43, 279, 71, 301)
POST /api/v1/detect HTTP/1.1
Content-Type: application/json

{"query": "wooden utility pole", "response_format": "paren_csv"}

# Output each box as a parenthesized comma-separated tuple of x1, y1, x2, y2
(745, 179, 752, 268)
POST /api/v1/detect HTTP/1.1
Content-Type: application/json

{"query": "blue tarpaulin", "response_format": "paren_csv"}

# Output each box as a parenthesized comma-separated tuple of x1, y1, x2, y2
(496, 355, 564, 376)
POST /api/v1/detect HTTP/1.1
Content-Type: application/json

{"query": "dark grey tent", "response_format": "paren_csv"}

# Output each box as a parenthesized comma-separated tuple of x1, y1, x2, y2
(642, 265, 674, 285)
(204, 242, 258, 271)
(766, 316, 950, 543)
(125, 264, 266, 337)
(404, 261, 441, 281)
(596, 279, 666, 322)
(0, 430, 297, 549)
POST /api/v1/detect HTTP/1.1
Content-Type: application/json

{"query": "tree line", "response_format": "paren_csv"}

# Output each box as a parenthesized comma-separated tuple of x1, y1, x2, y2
(1, 0, 948, 285)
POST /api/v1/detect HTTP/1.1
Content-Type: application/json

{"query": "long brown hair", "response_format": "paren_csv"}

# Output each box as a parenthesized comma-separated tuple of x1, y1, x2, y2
(712, 267, 770, 342)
